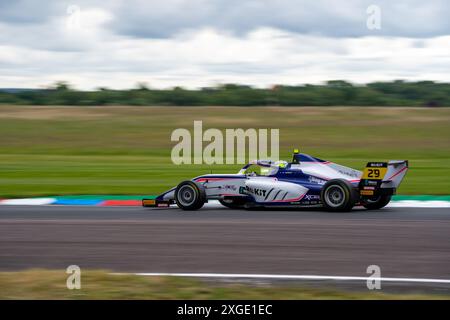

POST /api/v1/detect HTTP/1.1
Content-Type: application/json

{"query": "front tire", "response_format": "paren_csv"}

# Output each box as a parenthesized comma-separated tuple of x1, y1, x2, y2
(175, 181, 206, 210)
(362, 195, 391, 210)
(321, 179, 358, 212)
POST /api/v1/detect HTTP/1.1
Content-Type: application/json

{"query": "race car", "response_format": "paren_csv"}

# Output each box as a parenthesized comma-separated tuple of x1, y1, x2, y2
(143, 150, 408, 211)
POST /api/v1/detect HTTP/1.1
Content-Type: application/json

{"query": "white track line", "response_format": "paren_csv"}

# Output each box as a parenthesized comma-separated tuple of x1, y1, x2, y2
(387, 200, 450, 208)
(128, 273, 450, 284)
(0, 198, 55, 205)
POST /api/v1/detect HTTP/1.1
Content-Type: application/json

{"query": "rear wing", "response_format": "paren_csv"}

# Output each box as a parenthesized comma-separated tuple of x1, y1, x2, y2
(382, 160, 409, 188)
(359, 160, 408, 196)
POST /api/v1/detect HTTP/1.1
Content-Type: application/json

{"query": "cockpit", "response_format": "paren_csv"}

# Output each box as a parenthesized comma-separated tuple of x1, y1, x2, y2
(238, 159, 289, 176)
(237, 149, 305, 176)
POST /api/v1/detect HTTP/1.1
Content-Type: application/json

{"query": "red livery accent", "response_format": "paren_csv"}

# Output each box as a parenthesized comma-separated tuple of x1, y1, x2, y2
(100, 200, 142, 206)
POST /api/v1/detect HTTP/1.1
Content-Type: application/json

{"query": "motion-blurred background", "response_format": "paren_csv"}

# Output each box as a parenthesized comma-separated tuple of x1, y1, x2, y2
(0, 0, 450, 300)
(1, 0, 449, 198)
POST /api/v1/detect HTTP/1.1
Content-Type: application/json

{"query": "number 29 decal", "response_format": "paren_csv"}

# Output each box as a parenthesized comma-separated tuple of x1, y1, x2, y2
(362, 166, 387, 180)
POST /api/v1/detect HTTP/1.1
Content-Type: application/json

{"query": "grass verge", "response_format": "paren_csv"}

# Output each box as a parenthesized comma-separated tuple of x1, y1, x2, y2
(0, 106, 449, 197)
(0, 270, 448, 300)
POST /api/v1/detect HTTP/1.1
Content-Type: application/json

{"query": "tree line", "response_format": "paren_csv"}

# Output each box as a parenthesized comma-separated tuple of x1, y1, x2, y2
(0, 80, 448, 106)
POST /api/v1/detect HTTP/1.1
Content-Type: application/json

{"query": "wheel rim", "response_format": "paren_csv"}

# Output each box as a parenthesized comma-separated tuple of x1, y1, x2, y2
(324, 185, 346, 208)
(177, 185, 197, 206)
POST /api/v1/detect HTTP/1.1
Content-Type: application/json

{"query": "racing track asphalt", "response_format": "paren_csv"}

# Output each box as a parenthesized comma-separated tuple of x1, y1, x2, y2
(0, 205, 449, 292)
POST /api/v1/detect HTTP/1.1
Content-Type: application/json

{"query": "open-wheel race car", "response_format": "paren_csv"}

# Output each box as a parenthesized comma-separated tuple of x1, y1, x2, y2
(143, 150, 408, 211)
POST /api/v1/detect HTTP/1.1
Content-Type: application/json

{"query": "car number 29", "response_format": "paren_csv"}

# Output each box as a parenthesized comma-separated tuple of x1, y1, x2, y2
(367, 168, 380, 178)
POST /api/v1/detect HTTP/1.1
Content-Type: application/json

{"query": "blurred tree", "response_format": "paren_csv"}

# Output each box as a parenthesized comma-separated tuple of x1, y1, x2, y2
(1, 81, 449, 106)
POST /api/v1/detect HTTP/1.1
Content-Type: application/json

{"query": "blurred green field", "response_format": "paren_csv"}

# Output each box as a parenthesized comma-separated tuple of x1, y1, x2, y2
(0, 105, 449, 197)
(1, 270, 448, 299)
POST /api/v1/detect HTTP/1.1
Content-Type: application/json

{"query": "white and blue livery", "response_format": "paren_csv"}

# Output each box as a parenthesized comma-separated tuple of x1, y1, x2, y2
(143, 150, 408, 211)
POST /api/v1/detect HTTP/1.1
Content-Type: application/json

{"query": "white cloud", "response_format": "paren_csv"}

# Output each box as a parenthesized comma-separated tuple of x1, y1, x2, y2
(108, 0, 450, 38)
(0, 1, 449, 89)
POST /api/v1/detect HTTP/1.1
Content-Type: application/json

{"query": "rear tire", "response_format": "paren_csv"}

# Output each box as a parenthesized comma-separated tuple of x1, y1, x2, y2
(219, 197, 247, 209)
(175, 181, 206, 210)
(321, 179, 358, 212)
(362, 195, 391, 210)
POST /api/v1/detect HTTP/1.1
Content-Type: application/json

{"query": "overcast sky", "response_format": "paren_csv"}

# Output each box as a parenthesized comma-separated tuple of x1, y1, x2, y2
(0, 0, 449, 89)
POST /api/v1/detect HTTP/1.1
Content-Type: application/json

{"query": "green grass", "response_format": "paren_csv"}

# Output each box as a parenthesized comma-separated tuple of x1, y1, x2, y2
(0, 270, 448, 299)
(0, 106, 449, 197)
